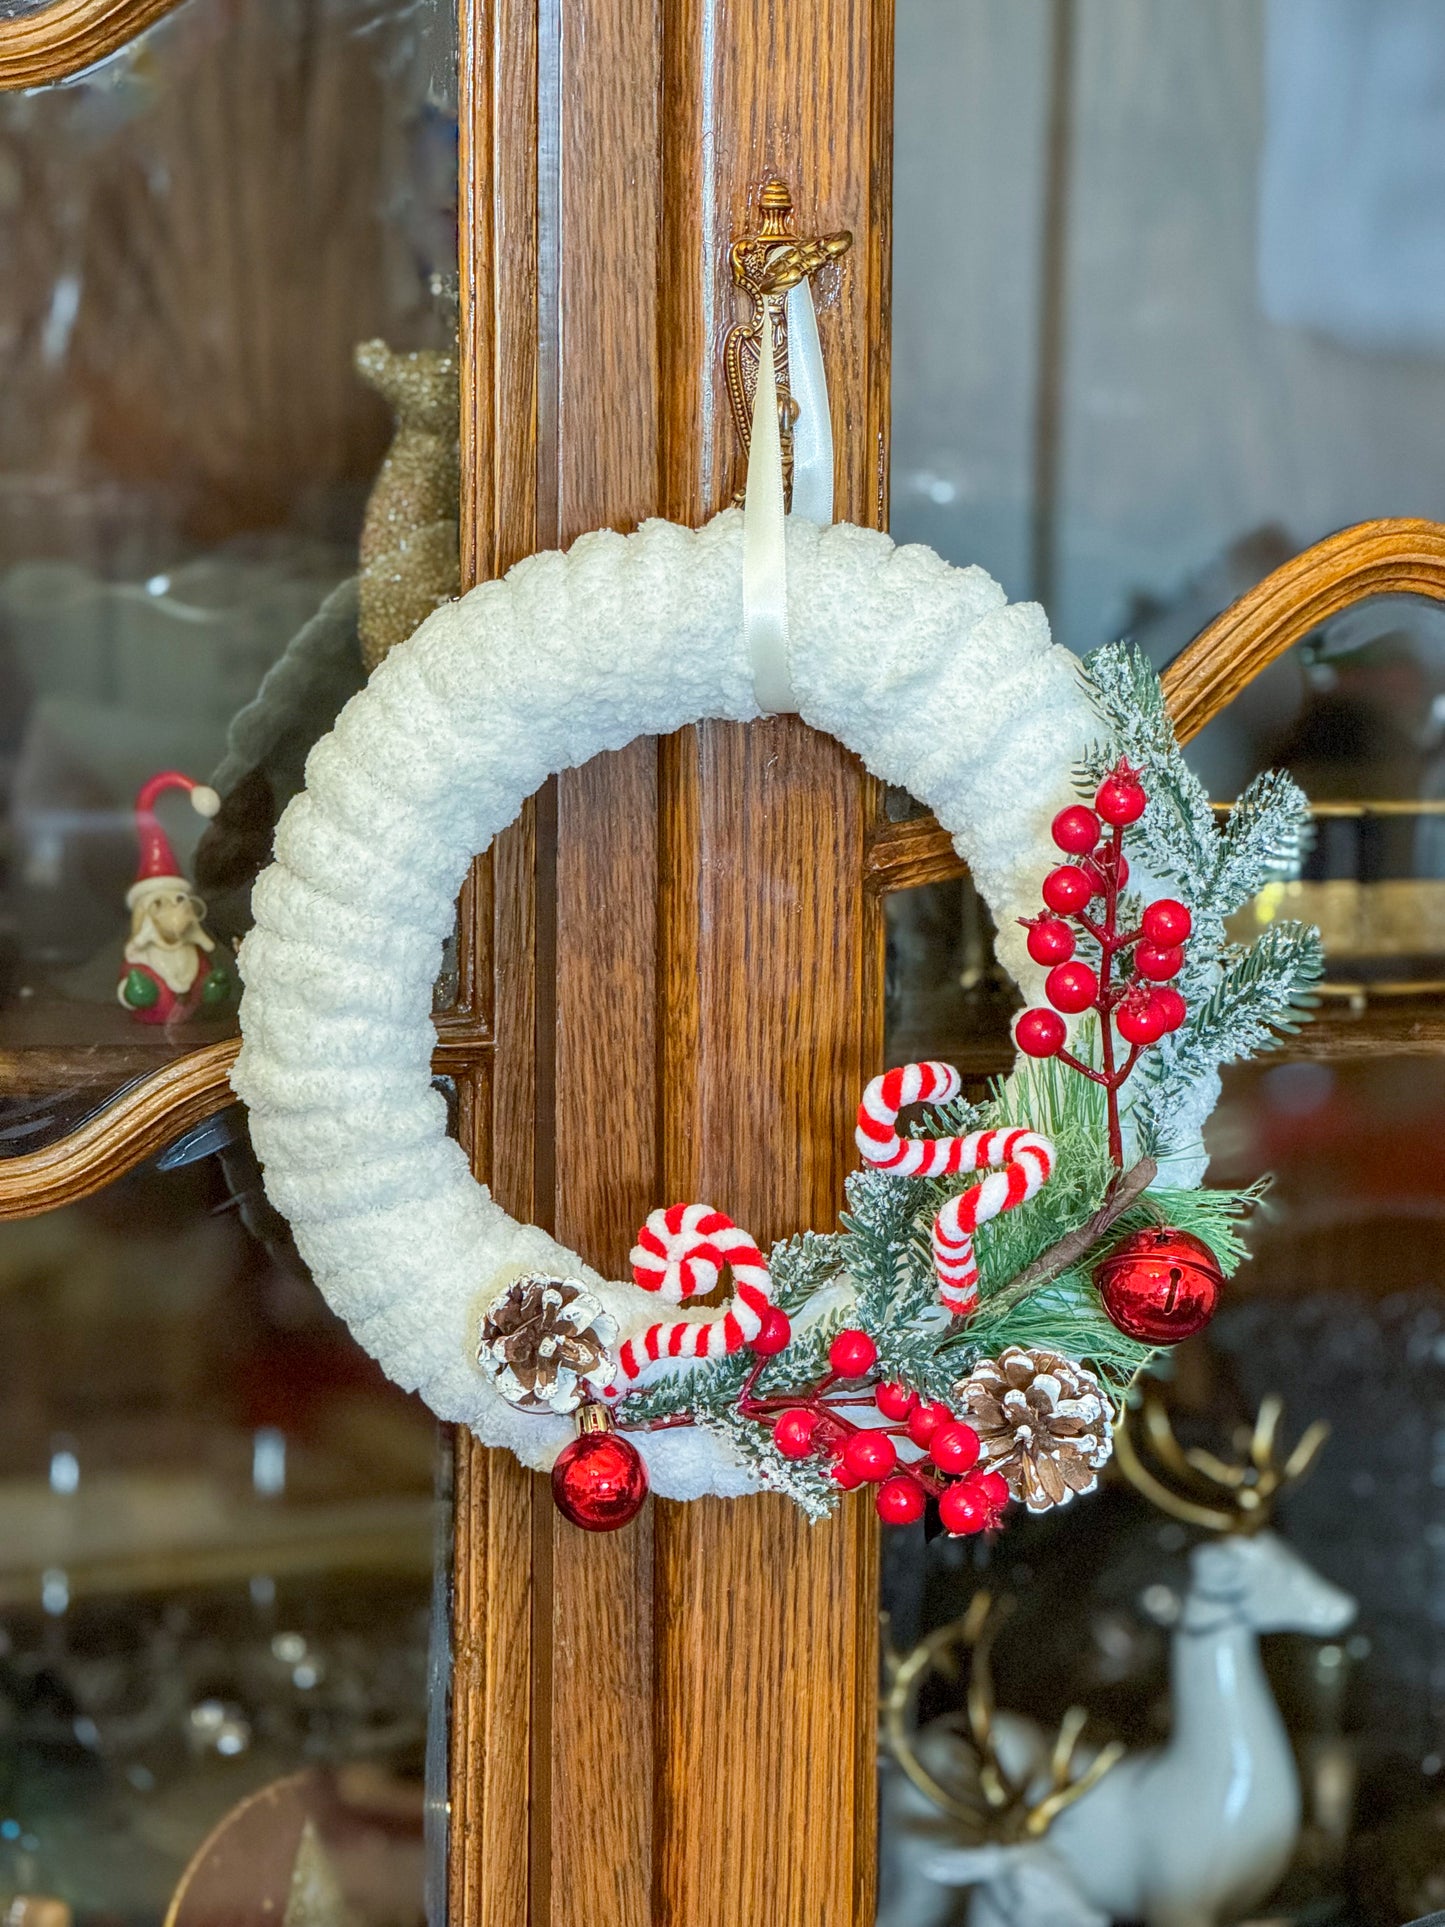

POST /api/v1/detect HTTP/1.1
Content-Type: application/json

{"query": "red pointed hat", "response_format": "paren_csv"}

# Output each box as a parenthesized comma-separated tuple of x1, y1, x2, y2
(127, 771, 221, 910)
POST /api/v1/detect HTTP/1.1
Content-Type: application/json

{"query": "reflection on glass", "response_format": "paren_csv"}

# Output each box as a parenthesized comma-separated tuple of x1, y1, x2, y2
(0, 1153, 438, 1921)
(0, 0, 458, 1144)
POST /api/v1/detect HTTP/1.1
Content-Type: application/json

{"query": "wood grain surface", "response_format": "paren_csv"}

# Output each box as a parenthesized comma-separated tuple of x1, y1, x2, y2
(450, 0, 893, 1914)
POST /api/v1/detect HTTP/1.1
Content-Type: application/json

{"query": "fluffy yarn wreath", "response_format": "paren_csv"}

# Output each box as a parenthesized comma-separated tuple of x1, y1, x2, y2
(233, 509, 1105, 1500)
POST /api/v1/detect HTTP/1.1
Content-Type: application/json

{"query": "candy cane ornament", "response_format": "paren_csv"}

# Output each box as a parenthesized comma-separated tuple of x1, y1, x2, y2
(856, 1062, 1055, 1317)
(613, 1203, 773, 1385)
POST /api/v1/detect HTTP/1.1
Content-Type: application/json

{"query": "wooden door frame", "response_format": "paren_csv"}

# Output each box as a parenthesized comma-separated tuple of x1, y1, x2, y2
(450, 0, 893, 1920)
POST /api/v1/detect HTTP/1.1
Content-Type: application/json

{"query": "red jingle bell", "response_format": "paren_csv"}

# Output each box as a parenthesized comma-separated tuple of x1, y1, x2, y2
(1094, 1227, 1224, 1344)
(551, 1405, 650, 1531)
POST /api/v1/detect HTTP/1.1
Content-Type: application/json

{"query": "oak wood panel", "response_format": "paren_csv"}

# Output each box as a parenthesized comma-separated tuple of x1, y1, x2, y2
(0, 0, 184, 89)
(865, 811, 967, 891)
(655, 719, 882, 1927)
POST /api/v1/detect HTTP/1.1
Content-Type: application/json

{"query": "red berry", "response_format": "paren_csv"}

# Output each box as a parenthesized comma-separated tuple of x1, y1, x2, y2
(831, 1457, 865, 1490)
(875, 1475, 927, 1526)
(939, 1470, 1010, 1536)
(1115, 852, 1130, 887)
(1051, 805, 1101, 855)
(828, 1327, 878, 1379)
(1025, 917, 1075, 966)
(842, 1430, 898, 1484)
(974, 1469, 1011, 1511)
(1135, 943, 1184, 982)
(772, 1408, 820, 1459)
(874, 1381, 917, 1422)
(1041, 865, 1095, 914)
(906, 1399, 951, 1448)
(1117, 996, 1168, 1046)
(1016, 1008, 1066, 1058)
(751, 1307, 792, 1355)
(1045, 961, 1098, 1015)
(1096, 772, 1147, 826)
(928, 1421, 982, 1475)
(1142, 898, 1192, 945)
(937, 1479, 990, 1535)
(1152, 986, 1187, 1033)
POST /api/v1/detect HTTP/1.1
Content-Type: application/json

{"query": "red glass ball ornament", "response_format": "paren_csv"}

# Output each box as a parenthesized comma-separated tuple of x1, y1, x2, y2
(1095, 772, 1147, 826)
(1094, 1227, 1224, 1343)
(906, 1399, 952, 1448)
(1135, 942, 1184, 982)
(751, 1306, 792, 1355)
(773, 1408, 821, 1459)
(1142, 897, 1192, 945)
(1041, 864, 1095, 914)
(1152, 986, 1187, 1033)
(938, 1471, 1008, 1536)
(829, 1327, 878, 1379)
(874, 1380, 917, 1422)
(1045, 961, 1098, 1015)
(1116, 996, 1168, 1046)
(843, 1429, 898, 1484)
(875, 1475, 927, 1526)
(1051, 804, 1101, 855)
(928, 1420, 982, 1475)
(1016, 1007, 1066, 1058)
(1025, 917, 1076, 966)
(551, 1417, 649, 1532)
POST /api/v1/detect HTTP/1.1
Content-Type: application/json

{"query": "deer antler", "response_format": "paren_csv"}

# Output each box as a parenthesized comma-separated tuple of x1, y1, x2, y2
(1114, 1392, 1329, 1535)
(881, 1595, 1122, 1844)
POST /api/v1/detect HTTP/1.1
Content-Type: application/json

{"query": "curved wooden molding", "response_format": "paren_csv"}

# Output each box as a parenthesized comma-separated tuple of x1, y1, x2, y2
(864, 517, 1445, 892)
(1161, 516, 1445, 745)
(0, 1019, 491, 1219)
(0, 0, 186, 88)
(0, 1037, 239, 1221)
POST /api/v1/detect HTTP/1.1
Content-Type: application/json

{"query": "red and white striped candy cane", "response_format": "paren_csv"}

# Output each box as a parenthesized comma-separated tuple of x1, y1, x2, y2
(856, 1061, 969, 1174)
(614, 1202, 772, 1384)
(929, 1128, 1054, 1315)
(856, 1062, 1054, 1317)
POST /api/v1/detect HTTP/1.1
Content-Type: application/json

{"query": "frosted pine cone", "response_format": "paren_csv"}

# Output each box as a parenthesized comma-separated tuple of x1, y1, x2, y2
(960, 1346, 1113, 1512)
(477, 1276, 617, 1414)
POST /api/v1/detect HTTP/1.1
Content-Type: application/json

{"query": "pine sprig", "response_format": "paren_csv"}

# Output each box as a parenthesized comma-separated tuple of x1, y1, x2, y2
(1133, 921, 1324, 1155)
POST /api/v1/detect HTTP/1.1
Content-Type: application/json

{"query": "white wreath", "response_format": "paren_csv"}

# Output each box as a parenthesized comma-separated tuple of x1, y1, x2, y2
(232, 509, 1099, 1500)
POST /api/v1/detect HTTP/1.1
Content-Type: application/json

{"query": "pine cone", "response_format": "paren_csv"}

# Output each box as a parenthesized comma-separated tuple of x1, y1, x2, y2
(960, 1346, 1112, 1513)
(477, 1276, 616, 1414)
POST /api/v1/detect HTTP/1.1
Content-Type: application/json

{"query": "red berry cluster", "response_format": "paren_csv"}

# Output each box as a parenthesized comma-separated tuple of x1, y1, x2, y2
(736, 1325, 1010, 1536)
(1014, 761, 1192, 1165)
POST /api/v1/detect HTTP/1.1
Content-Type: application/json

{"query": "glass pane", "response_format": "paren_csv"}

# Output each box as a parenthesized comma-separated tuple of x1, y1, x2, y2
(0, 0, 459, 1146)
(893, 1, 1445, 648)
(877, 929, 1445, 1924)
(0, 1132, 441, 1921)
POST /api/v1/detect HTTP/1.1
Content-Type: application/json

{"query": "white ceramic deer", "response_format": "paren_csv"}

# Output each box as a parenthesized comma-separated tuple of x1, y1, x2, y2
(883, 1401, 1357, 1927)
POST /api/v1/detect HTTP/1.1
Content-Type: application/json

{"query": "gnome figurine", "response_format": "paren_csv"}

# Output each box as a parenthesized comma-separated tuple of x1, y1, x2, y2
(117, 773, 235, 1025)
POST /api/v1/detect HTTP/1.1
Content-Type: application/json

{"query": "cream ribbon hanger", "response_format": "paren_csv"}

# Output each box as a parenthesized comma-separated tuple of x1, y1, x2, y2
(742, 278, 834, 715)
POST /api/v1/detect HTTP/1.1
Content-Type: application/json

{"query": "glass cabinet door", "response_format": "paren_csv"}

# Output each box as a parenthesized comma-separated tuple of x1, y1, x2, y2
(883, 8, 1445, 1924)
(0, 0, 460, 1916)
(0, 0, 459, 1156)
